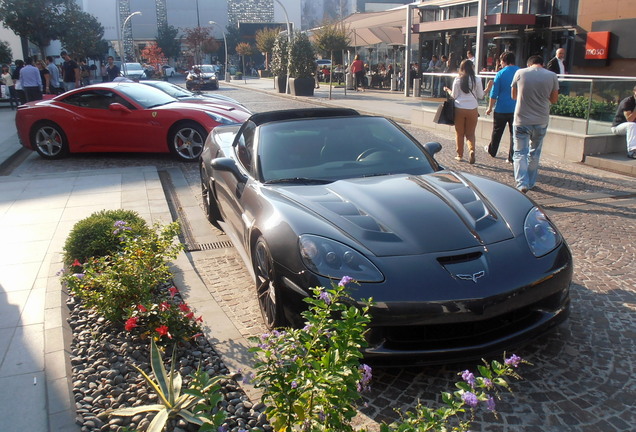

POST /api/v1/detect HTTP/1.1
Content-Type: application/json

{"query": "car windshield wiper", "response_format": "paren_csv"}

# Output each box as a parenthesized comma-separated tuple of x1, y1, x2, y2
(265, 177, 333, 185)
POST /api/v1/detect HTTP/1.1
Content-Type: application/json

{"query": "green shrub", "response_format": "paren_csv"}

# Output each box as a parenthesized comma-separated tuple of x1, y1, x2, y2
(62, 220, 182, 322)
(550, 94, 618, 121)
(63, 209, 149, 267)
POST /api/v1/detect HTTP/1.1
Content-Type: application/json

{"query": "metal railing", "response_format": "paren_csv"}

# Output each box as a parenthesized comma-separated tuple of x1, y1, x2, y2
(418, 72, 636, 136)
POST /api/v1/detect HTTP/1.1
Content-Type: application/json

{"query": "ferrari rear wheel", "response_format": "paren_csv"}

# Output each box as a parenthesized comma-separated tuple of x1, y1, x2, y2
(169, 121, 206, 162)
(200, 163, 223, 228)
(253, 237, 286, 329)
(31, 121, 68, 159)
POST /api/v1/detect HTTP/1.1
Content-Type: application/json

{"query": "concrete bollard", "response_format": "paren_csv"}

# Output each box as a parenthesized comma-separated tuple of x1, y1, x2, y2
(413, 78, 421, 97)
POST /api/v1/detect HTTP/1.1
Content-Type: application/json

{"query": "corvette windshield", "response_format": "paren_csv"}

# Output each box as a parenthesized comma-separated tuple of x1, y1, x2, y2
(258, 116, 435, 182)
(115, 84, 177, 108)
(145, 81, 191, 98)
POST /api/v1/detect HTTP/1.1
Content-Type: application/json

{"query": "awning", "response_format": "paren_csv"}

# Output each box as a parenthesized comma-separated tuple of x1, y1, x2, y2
(325, 7, 415, 47)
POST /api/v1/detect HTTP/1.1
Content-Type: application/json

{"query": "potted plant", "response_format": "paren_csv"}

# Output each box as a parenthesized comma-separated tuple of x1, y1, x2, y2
(255, 27, 278, 78)
(288, 32, 316, 96)
(270, 33, 288, 93)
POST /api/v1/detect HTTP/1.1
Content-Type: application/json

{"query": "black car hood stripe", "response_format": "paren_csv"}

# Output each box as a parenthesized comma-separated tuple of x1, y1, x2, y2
(271, 172, 514, 256)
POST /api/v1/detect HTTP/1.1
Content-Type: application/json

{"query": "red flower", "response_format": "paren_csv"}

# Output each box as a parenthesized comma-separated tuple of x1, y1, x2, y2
(179, 303, 190, 313)
(159, 302, 170, 311)
(137, 304, 147, 313)
(156, 325, 171, 338)
(125, 317, 139, 331)
(192, 333, 203, 339)
(168, 286, 179, 298)
(196, 316, 203, 322)
(185, 312, 195, 319)
(72, 259, 82, 267)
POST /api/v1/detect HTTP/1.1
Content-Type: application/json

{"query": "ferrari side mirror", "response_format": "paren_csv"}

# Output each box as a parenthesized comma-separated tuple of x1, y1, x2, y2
(211, 157, 248, 183)
(423, 141, 442, 155)
(109, 103, 131, 113)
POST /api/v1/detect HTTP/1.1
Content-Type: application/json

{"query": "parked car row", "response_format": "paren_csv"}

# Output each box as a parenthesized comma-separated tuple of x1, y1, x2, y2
(15, 86, 573, 365)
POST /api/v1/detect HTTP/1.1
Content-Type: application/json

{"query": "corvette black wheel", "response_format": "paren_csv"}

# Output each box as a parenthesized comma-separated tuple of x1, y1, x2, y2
(168, 121, 206, 161)
(200, 163, 223, 228)
(31, 121, 69, 159)
(253, 237, 285, 329)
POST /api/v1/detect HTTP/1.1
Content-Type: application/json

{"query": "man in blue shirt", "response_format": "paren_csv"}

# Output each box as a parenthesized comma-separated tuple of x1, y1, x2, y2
(19, 57, 42, 102)
(46, 56, 62, 94)
(484, 51, 519, 163)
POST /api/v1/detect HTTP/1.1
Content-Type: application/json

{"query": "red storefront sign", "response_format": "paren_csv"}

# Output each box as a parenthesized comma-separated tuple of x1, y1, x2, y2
(585, 32, 611, 60)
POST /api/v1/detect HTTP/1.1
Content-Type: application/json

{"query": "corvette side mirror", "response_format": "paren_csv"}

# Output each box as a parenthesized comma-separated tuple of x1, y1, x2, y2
(211, 157, 248, 183)
(423, 141, 442, 155)
(109, 103, 131, 113)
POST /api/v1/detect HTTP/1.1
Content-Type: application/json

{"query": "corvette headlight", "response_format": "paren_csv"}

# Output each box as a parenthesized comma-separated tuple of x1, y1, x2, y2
(524, 207, 562, 257)
(206, 112, 235, 125)
(299, 234, 383, 282)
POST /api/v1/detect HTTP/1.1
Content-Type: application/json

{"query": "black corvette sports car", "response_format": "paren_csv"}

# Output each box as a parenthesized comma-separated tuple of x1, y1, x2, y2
(199, 108, 572, 364)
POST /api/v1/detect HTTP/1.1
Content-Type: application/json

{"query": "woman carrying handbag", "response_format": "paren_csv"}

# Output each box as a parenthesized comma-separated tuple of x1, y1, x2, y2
(444, 59, 484, 163)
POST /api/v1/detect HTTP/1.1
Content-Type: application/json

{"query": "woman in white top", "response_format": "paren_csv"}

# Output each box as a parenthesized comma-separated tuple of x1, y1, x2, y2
(444, 59, 484, 164)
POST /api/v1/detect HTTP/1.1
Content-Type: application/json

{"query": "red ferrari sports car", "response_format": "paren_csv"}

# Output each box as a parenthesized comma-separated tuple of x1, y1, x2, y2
(15, 82, 250, 161)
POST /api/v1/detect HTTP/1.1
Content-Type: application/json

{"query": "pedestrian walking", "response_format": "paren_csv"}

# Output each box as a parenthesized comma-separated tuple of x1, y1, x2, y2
(61, 51, 80, 91)
(484, 51, 519, 162)
(511, 55, 559, 193)
(350, 54, 365, 92)
(610, 84, 636, 159)
(1, 64, 18, 108)
(19, 57, 43, 102)
(444, 59, 484, 164)
(46, 56, 62, 94)
(106, 56, 120, 82)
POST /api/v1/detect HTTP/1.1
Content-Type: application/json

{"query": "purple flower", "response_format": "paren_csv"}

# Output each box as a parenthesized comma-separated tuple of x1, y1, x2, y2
(357, 363, 373, 392)
(319, 290, 332, 305)
(462, 391, 479, 408)
(217, 426, 228, 432)
(461, 370, 476, 387)
(318, 411, 326, 421)
(338, 276, 354, 287)
(302, 324, 313, 331)
(291, 380, 298, 389)
(72, 273, 85, 279)
(483, 378, 493, 388)
(486, 396, 496, 411)
(505, 354, 522, 368)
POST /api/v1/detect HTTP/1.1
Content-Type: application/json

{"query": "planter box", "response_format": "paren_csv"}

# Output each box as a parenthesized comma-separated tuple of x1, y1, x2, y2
(274, 75, 287, 93)
(258, 70, 272, 78)
(289, 77, 314, 97)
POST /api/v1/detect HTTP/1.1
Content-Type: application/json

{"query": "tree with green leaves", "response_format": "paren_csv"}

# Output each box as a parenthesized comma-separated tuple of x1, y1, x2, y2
(270, 33, 288, 77)
(288, 32, 315, 79)
(235, 42, 253, 82)
(156, 23, 180, 61)
(0, 0, 65, 58)
(255, 27, 279, 71)
(225, 24, 240, 56)
(58, 3, 105, 60)
(312, 20, 350, 69)
(0, 40, 12, 64)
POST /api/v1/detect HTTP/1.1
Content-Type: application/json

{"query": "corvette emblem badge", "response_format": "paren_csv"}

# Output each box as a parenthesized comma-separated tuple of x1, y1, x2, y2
(455, 270, 485, 283)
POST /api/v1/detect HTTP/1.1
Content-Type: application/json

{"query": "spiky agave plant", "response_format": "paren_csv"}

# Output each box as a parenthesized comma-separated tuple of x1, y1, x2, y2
(104, 339, 226, 432)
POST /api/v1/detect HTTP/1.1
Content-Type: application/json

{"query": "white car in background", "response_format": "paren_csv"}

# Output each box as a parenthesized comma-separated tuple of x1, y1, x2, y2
(161, 65, 176, 77)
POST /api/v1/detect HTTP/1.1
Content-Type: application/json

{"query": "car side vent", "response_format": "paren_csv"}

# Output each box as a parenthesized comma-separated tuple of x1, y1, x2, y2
(437, 251, 482, 264)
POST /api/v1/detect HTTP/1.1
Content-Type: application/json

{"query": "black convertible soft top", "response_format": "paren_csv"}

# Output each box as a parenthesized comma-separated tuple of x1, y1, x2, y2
(248, 108, 360, 126)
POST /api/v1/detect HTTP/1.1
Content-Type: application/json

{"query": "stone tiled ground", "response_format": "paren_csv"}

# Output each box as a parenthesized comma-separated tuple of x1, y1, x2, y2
(14, 84, 636, 431)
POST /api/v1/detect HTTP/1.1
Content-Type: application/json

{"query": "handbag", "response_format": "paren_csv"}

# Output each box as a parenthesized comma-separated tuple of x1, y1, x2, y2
(434, 95, 455, 125)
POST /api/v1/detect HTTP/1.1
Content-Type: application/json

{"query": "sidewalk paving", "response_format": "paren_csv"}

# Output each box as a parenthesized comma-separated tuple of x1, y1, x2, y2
(0, 78, 633, 431)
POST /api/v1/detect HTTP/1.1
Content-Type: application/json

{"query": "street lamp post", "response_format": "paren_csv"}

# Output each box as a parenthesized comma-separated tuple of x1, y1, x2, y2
(209, 21, 230, 82)
(119, 11, 142, 77)
(273, 0, 291, 94)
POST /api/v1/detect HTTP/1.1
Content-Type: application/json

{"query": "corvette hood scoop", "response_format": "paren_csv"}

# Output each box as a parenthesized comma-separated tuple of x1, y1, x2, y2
(275, 172, 515, 256)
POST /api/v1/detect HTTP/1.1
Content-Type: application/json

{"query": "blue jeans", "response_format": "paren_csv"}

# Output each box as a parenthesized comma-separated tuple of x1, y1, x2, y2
(513, 124, 548, 190)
